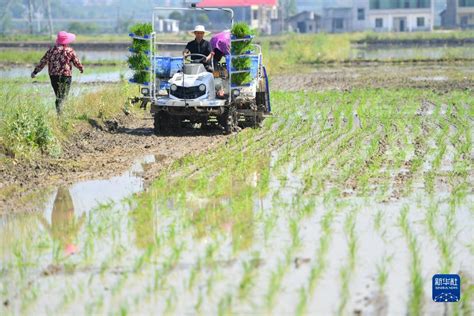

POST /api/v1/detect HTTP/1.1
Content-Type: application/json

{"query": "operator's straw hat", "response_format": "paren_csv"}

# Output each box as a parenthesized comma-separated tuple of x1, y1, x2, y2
(56, 31, 76, 45)
(189, 25, 211, 36)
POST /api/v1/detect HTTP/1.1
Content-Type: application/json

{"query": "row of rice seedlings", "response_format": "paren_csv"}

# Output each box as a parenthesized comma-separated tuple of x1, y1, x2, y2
(112, 242, 185, 315)
(293, 99, 351, 172)
(337, 208, 359, 316)
(237, 252, 262, 301)
(299, 108, 360, 194)
(398, 205, 424, 315)
(407, 102, 432, 192)
(118, 144, 272, 311)
(350, 96, 399, 195)
(423, 116, 449, 194)
(296, 206, 337, 315)
(264, 244, 294, 310)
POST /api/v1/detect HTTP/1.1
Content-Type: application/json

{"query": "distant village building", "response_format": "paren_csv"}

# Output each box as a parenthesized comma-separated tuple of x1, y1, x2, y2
(197, 0, 277, 34)
(368, 0, 434, 32)
(316, 0, 368, 33)
(322, 7, 353, 32)
(441, 0, 474, 28)
(286, 11, 321, 33)
(154, 18, 180, 33)
(352, 0, 369, 31)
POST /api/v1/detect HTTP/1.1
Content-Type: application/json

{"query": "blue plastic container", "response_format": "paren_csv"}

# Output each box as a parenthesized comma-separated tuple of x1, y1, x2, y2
(159, 81, 170, 90)
(154, 57, 170, 77)
(249, 55, 260, 78)
(154, 56, 183, 78)
(169, 57, 183, 76)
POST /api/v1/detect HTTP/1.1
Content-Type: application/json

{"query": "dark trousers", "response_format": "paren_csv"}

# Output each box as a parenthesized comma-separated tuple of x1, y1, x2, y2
(50, 75, 72, 114)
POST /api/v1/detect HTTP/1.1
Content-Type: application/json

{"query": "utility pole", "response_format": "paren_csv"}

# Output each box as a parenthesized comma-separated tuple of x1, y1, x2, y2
(43, 0, 53, 38)
(27, 0, 34, 34)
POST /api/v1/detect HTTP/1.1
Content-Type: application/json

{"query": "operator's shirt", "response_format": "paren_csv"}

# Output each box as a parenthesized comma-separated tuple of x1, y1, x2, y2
(185, 39, 212, 61)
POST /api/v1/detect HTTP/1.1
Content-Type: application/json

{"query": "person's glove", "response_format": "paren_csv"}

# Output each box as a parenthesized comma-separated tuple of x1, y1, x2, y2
(80, 69, 84, 74)
(31, 72, 36, 78)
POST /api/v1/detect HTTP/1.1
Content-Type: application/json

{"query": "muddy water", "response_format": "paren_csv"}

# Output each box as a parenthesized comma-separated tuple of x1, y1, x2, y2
(1, 154, 156, 225)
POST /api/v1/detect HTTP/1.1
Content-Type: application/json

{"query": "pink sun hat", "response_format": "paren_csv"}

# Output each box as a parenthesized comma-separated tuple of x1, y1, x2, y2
(56, 31, 76, 45)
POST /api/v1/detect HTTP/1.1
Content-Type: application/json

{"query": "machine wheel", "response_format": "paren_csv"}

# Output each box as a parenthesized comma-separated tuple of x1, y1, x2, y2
(247, 112, 264, 129)
(220, 106, 239, 135)
(153, 112, 166, 135)
(154, 112, 181, 135)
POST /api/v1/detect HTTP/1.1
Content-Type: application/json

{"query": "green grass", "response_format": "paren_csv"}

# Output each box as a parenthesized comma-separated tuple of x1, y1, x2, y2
(0, 82, 134, 159)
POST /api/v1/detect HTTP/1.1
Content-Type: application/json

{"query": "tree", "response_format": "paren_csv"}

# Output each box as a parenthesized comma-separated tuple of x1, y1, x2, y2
(169, 11, 182, 21)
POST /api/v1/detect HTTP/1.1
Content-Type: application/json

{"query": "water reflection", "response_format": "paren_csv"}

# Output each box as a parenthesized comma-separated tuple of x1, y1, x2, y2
(130, 204, 157, 249)
(186, 155, 271, 253)
(39, 187, 85, 255)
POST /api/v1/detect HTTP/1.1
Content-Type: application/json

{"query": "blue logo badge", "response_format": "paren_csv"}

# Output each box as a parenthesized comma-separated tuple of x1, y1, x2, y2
(432, 274, 461, 302)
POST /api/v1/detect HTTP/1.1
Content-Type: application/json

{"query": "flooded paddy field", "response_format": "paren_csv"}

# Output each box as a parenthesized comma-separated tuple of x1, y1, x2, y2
(1, 61, 473, 315)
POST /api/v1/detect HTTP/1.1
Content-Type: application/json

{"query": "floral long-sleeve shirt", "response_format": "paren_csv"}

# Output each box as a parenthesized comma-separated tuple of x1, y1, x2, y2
(33, 45, 84, 77)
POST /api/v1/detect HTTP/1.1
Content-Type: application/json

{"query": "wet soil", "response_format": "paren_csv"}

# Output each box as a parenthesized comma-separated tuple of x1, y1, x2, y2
(271, 61, 474, 92)
(0, 113, 227, 214)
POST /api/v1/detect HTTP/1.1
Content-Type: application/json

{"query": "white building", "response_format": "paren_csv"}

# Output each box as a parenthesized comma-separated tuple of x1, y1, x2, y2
(155, 18, 180, 33)
(368, 0, 434, 32)
(352, 0, 369, 31)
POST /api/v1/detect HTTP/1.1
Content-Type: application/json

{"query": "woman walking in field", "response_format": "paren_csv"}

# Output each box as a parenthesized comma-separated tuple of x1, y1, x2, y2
(31, 31, 84, 114)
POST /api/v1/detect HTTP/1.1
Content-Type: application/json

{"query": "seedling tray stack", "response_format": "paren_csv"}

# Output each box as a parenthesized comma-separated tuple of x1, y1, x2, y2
(230, 22, 254, 88)
(128, 23, 155, 86)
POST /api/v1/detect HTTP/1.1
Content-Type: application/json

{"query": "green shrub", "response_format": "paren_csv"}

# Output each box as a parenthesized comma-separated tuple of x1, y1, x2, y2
(0, 102, 60, 158)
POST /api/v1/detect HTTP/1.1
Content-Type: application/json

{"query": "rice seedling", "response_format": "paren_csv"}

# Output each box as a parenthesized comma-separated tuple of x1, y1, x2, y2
(237, 252, 260, 300)
(375, 255, 392, 290)
(164, 288, 177, 315)
(217, 293, 233, 316)
(398, 205, 424, 316)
